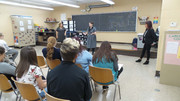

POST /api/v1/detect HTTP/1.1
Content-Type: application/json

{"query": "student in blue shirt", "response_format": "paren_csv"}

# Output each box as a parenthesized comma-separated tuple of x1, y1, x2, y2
(42, 37, 62, 61)
(93, 41, 123, 90)
(75, 38, 93, 73)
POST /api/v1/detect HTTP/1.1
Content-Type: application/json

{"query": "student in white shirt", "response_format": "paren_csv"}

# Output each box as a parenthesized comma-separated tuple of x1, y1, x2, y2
(0, 33, 18, 61)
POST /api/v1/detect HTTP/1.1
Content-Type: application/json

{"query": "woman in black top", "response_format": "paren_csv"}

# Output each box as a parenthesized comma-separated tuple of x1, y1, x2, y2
(136, 21, 157, 65)
(56, 22, 66, 43)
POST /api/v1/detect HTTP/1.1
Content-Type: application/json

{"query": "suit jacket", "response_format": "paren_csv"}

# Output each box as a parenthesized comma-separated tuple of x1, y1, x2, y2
(143, 28, 157, 44)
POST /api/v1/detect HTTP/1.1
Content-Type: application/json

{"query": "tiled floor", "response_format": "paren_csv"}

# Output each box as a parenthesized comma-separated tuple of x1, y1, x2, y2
(1, 46, 180, 101)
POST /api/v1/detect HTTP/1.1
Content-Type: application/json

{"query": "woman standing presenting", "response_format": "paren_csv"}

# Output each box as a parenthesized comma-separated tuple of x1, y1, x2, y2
(56, 22, 66, 43)
(85, 22, 97, 55)
(136, 21, 157, 65)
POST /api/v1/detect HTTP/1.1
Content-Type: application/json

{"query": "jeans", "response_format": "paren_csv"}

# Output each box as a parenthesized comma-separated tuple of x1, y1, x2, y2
(6, 49, 18, 61)
(39, 88, 47, 98)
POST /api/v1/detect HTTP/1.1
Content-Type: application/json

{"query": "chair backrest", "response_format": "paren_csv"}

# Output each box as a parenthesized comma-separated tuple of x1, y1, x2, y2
(37, 56, 46, 67)
(46, 59, 61, 70)
(76, 64, 83, 69)
(11, 77, 41, 101)
(44, 90, 70, 101)
(89, 65, 114, 84)
(0, 74, 12, 92)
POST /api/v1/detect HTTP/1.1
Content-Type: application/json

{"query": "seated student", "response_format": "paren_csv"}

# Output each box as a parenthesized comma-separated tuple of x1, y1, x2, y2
(0, 33, 18, 61)
(75, 38, 93, 73)
(0, 46, 16, 88)
(42, 36, 62, 61)
(16, 47, 47, 97)
(93, 41, 123, 90)
(47, 38, 92, 101)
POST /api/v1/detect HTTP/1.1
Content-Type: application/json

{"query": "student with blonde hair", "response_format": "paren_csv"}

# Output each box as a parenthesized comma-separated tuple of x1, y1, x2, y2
(47, 38, 92, 101)
(42, 36, 62, 61)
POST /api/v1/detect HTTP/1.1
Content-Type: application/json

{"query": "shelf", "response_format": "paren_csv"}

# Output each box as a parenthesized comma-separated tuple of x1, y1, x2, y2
(44, 21, 60, 23)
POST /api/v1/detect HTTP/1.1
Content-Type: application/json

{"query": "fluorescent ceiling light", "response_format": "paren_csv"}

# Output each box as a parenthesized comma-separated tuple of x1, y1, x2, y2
(42, 0, 80, 8)
(101, 0, 115, 5)
(0, 1, 54, 10)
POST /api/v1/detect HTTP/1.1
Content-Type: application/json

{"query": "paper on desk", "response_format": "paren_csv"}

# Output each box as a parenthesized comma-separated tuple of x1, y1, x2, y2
(166, 42, 179, 54)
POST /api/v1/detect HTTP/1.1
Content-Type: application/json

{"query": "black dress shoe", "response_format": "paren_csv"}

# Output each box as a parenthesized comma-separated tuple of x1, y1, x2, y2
(143, 61, 149, 65)
(103, 86, 109, 90)
(136, 59, 142, 62)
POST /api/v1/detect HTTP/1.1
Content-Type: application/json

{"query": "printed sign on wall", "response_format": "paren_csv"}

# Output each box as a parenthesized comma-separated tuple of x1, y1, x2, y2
(164, 34, 180, 65)
(153, 17, 158, 24)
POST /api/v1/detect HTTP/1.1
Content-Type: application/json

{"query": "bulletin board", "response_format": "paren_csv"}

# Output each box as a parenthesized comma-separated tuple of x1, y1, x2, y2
(160, 31, 180, 87)
(164, 34, 180, 65)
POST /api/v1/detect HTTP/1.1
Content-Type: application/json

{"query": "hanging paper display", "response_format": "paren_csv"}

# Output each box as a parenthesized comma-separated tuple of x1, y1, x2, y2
(14, 36, 18, 45)
(153, 17, 158, 24)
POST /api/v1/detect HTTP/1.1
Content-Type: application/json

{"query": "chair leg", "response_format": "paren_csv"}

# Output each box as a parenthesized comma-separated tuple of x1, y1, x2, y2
(94, 82, 97, 92)
(0, 91, 2, 100)
(19, 96, 21, 101)
(118, 84, 121, 100)
(113, 84, 117, 101)
(16, 95, 18, 101)
(90, 79, 95, 91)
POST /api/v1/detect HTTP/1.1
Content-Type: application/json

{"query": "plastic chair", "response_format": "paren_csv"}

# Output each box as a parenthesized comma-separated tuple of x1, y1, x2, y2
(0, 74, 19, 101)
(76, 64, 83, 69)
(89, 66, 121, 101)
(46, 59, 61, 70)
(44, 89, 70, 101)
(11, 77, 44, 101)
(37, 56, 47, 69)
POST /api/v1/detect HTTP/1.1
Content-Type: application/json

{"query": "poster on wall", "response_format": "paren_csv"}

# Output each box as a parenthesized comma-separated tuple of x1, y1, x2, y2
(61, 13, 66, 21)
(20, 27, 25, 31)
(28, 20, 32, 25)
(153, 17, 158, 24)
(19, 21, 24, 26)
(14, 36, 18, 45)
(164, 34, 180, 65)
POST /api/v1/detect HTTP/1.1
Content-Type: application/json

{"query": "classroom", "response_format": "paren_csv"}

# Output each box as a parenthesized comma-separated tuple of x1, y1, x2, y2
(0, 0, 180, 101)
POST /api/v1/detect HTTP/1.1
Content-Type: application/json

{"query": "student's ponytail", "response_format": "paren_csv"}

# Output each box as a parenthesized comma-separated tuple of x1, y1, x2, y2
(47, 37, 56, 60)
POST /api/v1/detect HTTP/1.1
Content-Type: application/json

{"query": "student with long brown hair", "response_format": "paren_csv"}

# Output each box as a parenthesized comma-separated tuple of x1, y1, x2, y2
(93, 41, 123, 90)
(16, 47, 47, 97)
(42, 36, 62, 61)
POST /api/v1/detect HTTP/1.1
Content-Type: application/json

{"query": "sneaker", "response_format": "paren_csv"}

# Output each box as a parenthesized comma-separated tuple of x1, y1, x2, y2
(143, 61, 149, 65)
(103, 86, 109, 90)
(136, 59, 142, 62)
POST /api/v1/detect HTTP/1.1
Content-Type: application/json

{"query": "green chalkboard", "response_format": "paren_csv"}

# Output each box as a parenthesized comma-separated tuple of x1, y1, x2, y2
(72, 11, 137, 32)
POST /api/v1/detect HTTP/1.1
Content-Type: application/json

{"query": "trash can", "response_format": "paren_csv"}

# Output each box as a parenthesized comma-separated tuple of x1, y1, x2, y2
(137, 33, 144, 48)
